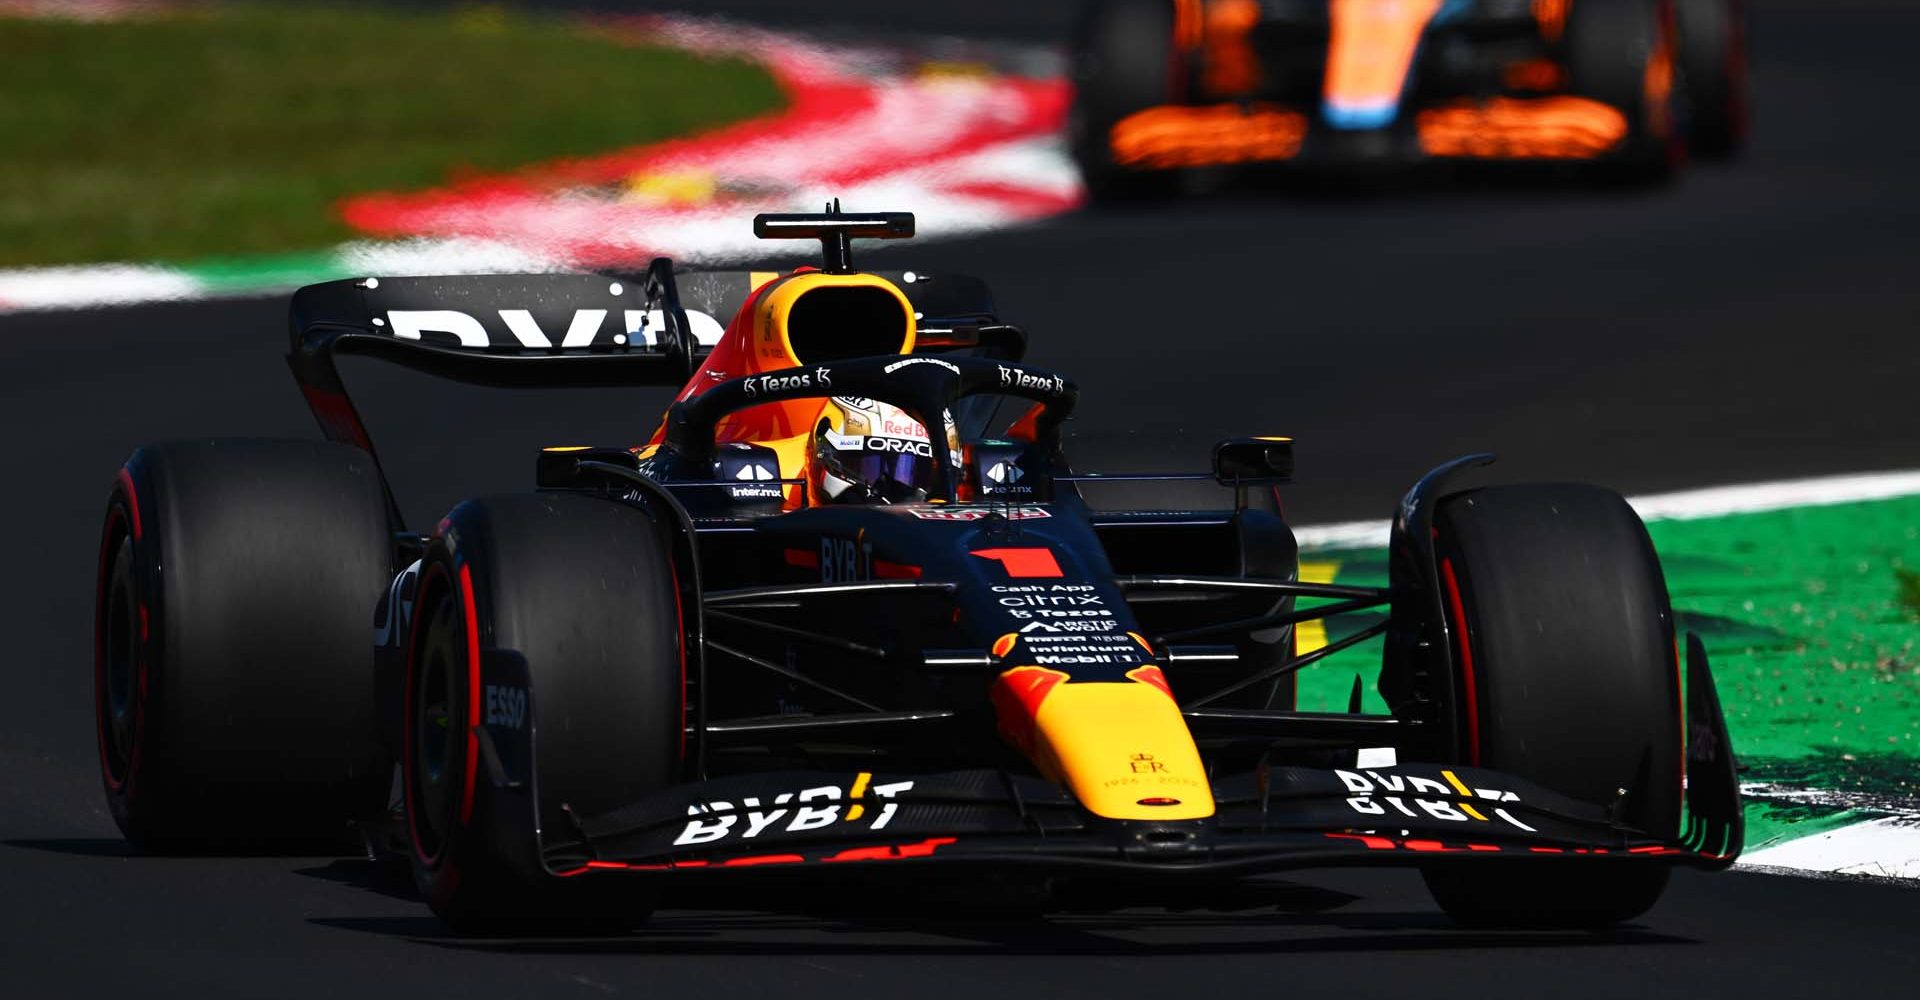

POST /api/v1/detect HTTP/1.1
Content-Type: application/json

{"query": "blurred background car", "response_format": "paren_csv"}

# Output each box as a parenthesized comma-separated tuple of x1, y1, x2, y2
(1069, 0, 1750, 199)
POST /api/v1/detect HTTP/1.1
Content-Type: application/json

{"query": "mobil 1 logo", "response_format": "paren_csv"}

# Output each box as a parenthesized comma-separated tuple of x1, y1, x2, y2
(1019, 632, 1146, 665)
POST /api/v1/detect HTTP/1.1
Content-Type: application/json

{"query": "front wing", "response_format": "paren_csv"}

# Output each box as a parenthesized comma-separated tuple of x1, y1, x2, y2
(1108, 95, 1634, 172)
(560, 760, 1734, 879)
(555, 636, 1741, 879)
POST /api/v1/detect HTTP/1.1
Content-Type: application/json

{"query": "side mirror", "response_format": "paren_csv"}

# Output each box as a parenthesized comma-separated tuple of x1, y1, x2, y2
(1212, 437, 1294, 485)
(535, 445, 637, 489)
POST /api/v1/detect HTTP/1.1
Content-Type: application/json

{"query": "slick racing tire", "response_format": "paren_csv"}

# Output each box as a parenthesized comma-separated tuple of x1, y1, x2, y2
(1674, 0, 1749, 159)
(95, 440, 393, 849)
(404, 493, 685, 934)
(1070, 0, 1185, 203)
(1421, 484, 1682, 928)
(1566, 0, 1683, 183)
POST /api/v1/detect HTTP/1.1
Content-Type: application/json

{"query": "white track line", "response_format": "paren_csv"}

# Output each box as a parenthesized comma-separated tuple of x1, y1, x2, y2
(0, 264, 202, 311)
(1739, 817, 1920, 881)
(1294, 468, 1920, 550)
(1739, 785, 1920, 884)
(333, 238, 565, 277)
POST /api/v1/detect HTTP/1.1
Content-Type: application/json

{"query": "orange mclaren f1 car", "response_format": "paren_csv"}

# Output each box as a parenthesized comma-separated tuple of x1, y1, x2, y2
(92, 208, 1740, 933)
(1070, 0, 1749, 197)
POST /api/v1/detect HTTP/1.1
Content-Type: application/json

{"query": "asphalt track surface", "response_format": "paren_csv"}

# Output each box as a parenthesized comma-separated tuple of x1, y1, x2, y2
(4, 1, 1918, 995)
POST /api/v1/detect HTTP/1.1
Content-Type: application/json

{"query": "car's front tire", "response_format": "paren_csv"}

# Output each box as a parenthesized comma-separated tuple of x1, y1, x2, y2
(1421, 483, 1682, 928)
(404, 492, 686, 934)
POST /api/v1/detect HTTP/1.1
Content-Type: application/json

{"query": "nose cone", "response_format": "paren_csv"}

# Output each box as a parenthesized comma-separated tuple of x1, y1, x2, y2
(992, 664, 1215, 821)
(1322, 0, 1443, 130)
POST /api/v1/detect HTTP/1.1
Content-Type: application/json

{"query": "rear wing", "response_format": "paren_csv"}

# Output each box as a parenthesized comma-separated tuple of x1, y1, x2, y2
(287, 263, 1000, 388)
(285, 259, 1004, 529)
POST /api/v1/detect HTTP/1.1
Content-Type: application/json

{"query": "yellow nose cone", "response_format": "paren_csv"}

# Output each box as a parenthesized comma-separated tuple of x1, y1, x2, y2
(995, 666, 1215, 821)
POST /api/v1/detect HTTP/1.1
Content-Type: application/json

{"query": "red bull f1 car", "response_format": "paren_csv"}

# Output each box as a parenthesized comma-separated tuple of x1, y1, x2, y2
(93, 208, 1741, 932)
(1070, 0, 1750, 198)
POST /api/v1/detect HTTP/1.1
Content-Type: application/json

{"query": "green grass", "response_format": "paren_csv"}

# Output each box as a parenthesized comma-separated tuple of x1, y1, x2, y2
(1293, 495, 1920, 761)
(1291, 496, 1920, 847)
(0, 4, 785, 266)
(1644, 495, 1920, 761)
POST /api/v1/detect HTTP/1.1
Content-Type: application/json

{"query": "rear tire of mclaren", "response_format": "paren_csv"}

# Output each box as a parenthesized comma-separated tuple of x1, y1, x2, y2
(404, 493, 685, 935)
(1674, 0, 1749, 159)
(1421, 484, 1682, 928)
(1070, 0, 1185, 203)
(95, 440, 394, 850)
(1567, 0, 1683, 184)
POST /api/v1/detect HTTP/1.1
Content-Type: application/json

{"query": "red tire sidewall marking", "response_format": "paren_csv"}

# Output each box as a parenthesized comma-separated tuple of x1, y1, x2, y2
(95, 500, 135, 794)
(115, 467, 143, 541)
(456, 563, 482, 828)
(670, 558, 687, 763)
(1439, 556, 1482, 766)
(97, 471, 150, 799)
(404, 560, 453, 868)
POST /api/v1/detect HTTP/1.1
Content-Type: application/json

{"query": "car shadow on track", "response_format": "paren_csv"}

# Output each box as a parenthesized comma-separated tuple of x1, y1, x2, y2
(297, 859, 1697, 957)
(8, 834, 364, 858)
(1077, 156, 1697, 208)
(5, 838, 135, 858)
(308, 910, 1693, 957)
(293, 856, 421, 903)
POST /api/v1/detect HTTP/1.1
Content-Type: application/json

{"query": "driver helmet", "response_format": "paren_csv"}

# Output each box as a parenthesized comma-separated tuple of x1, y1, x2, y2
(812, 397, 960, 504)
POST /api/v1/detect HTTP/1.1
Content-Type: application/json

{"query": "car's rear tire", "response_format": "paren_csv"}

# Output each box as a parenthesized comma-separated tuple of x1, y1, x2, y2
(1070, 0, 1185, 203)
(404, 493, 685, 934)
(1675, 0, 1749, 159)
(95, 440, 394, 849)
(1567, 0, 1683, 183)
(1421, 484, 1682, 928)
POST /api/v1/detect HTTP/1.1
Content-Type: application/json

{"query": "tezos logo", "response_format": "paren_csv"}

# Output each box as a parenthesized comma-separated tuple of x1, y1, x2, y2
(996, 365, 1066, 395)
(744, 366, 832, 398)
